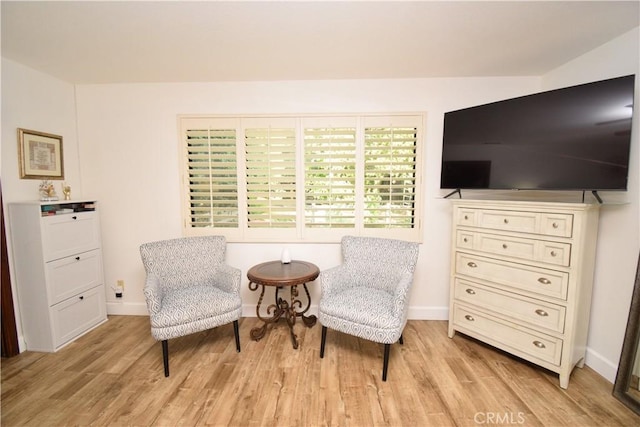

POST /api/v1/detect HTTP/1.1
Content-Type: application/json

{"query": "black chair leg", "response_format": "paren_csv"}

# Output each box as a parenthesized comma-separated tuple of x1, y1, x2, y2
(162, 340, 169, 377)
(382, 343, 390, 381)
(320, 326, 327, 358)
(399, 334, 404, 345)
(233, 320, 241, 352)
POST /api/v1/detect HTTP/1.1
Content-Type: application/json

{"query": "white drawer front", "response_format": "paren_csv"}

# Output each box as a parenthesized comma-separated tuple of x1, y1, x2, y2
(456, 253, 569, 300)
(456, 208, 478, 227)
(453, 304, 562, 366)
(51, 286, 106, 348)
(479, 209, 538, 234)
(42, 212, 100, 261)
(456, 231, 571, 267)
(458, 208, 574, 238)
(475, 232, 537, 261)
(540, 241, 571, 266)
(541, 213, 573, 238)
(456, 231, 475, 250)
(46, 249, 103, 305)
(454, 279, 566, 333)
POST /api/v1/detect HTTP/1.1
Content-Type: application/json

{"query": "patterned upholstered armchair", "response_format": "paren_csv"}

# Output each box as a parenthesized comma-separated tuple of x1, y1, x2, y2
(319, 236, 419, 381)
(139, 236, 242, 377)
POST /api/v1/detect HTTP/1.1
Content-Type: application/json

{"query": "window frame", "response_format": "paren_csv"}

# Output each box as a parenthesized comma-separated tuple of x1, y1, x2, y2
(179, 113, 424, 243)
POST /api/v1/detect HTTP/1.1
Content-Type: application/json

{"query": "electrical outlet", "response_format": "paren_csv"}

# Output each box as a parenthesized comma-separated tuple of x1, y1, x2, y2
(115, 279, 124, 298)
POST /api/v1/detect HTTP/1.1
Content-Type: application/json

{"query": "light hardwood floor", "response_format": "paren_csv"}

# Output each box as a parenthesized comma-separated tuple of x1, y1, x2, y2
(2, 315, 639, 426)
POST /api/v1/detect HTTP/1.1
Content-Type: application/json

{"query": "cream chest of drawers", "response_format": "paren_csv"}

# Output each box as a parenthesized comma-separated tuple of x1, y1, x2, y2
(9, 200, 107, 352)
(447, 199, 600, 388)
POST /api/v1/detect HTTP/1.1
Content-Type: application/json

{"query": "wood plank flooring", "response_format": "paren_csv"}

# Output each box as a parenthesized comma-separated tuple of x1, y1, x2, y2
(2, 316, 639, 426)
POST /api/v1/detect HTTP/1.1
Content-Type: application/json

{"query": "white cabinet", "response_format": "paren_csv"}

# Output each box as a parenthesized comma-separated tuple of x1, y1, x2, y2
(9, 200, 107, 352)
(447, 200, 599, 388)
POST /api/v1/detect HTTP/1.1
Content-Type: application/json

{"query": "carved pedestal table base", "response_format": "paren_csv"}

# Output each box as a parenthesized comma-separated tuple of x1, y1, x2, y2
(247, 260, 319, 349)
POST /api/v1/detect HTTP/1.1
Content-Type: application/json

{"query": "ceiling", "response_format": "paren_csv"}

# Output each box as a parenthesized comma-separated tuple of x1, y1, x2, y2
(2, 1, 639, 84)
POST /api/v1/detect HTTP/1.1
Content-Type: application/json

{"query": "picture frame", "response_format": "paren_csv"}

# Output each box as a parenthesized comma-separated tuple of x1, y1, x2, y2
(18, 128, 64, 179)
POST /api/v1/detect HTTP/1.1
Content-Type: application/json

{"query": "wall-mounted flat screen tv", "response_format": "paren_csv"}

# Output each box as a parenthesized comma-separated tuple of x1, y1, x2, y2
(440, 75, 635, 192)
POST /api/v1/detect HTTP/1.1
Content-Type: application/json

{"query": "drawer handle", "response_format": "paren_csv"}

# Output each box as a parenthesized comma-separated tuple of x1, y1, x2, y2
(465, 288, 476, 295)
(552, 222, 559, 229)
(535, 309, 549, 317)
(538, 277, 551, 285)
(467, 262, 478, 268)
(503, 218, 509, 224)
(533, 340, 546, 349)
(464, 315, 475, 322)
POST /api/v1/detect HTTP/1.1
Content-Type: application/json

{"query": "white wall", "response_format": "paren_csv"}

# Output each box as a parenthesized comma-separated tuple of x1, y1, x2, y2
(542, 27, 640, 383)
(72, 76, 540, 321)
(1, 58, 82, 351)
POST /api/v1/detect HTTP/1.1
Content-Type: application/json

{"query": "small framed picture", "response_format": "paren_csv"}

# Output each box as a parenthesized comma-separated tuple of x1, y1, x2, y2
(18, 128, 64, 179)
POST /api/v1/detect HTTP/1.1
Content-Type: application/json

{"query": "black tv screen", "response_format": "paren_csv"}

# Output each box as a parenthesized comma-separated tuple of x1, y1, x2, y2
(440, 75, 635, 191)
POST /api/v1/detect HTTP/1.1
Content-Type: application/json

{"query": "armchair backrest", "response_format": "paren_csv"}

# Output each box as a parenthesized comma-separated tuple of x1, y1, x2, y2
(341, 236, 419, 292)
(140, 236, 227, 290)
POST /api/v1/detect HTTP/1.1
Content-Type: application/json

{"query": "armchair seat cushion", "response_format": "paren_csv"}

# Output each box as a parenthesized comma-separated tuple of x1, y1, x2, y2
(149, 285, 242, 341)
(319, 288, 402, 344)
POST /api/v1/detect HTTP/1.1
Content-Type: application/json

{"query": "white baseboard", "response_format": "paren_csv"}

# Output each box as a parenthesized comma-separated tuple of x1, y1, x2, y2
(17, 334, 27, 353)
(584, 347, 618, 384)
(106, 301, 149, 316)
(408, 305, 449, 320)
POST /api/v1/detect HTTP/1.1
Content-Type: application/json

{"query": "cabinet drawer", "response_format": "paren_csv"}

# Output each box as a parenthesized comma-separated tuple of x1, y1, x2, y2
(41, 212, 100, 261)
(456, 231, 571, 267)
(456, 208, 478, 227)
(455, 253, 569, 300)
(541, 213, 573, 238)
(479, 209, 538, 234)
(457, 208, 573, 238)
(51, 286, 106, 348)
(46, 249, 103, 305)
(453, 304, 562, 366)
(454, 279, 566, 333)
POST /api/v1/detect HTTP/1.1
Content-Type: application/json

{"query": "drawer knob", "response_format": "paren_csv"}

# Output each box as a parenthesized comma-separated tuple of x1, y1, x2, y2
(552, 222, 559, 229)
(463, 238, 468, 243)
(533, 340, 546, 349)
(465, 288, 476, 295)
(502, 243, 508, 249)
(550, 251, 557, 257)
(535, 309, 549, 317)
(467, 262, 478, 268)
(72, 215, 78, 220)
(464, 315, 475, 322)
(79, 296, 84, 300)
(75, 256, 81, 261)
(464, 215, 469, 220)
(503, 218, 509, 224)
(538, 277, 551, 285)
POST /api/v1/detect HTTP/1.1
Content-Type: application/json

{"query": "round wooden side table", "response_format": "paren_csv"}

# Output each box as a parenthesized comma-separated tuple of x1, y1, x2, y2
(247, 260, 319, 349)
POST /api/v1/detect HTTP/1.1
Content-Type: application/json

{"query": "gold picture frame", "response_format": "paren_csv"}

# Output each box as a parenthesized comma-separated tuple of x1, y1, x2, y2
(18, 128, 64, 179)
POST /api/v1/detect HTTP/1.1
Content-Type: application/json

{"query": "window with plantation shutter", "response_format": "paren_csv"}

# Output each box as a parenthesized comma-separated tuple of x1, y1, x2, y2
(183, 119, 239, 229)
(364, 124, 418, 229)
(180, 114, 423, 242)
(304, 123, 357, 229)
(245, 125, 297, 228)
